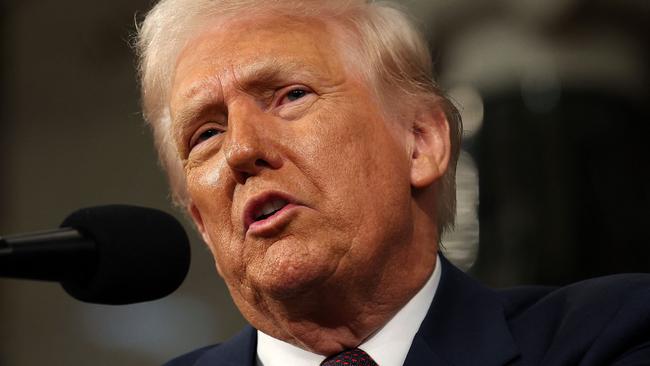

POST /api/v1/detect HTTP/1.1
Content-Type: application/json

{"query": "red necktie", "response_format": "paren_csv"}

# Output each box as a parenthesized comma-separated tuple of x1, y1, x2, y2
(320, 348, 378, 366)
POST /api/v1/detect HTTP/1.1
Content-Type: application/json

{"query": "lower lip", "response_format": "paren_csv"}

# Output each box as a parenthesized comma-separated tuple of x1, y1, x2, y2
(247, 203, 301, 237)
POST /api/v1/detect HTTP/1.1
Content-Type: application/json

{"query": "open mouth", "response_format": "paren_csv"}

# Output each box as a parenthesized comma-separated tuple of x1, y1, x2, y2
(243, 192, 297, 233)
(253, 198, 288, 222)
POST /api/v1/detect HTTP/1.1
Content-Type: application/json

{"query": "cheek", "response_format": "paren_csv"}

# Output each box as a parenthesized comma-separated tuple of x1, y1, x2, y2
(298, 105, 412, 229)
(186, 156, 230, 221)
(318, 107, 407, 185)
(186, 158, 242, 276)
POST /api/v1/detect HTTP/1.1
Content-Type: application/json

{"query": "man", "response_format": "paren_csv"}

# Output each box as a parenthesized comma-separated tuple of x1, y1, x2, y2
(135, 1, 650, 365)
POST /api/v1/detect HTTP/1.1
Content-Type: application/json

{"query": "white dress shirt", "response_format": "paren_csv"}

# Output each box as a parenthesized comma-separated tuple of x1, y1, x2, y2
(256, 255, 442, 366)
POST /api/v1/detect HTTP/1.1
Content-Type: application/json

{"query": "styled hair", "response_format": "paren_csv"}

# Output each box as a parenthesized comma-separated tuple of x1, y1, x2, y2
(135, 0, 462, 235)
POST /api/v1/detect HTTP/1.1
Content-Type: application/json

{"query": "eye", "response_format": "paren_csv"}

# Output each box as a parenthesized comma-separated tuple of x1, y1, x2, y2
(189, 126, 223, 150)
(278, 87, 311, 105)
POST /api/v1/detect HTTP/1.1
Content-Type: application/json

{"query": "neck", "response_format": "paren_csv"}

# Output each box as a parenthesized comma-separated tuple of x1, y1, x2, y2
(232, 199, 440, 355)
(235, 242, 437, 355)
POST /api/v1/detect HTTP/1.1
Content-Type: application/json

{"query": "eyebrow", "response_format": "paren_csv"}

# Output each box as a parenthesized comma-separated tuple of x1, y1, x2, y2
(172, 58, 323, 152)
(172, 84, 223, 157)
(236, 58, 321, 94)
(179, 58, 321, 106)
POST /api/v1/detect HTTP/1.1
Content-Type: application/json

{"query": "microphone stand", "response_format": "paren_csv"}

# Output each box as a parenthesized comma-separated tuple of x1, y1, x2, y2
(0, 229, 95, 281)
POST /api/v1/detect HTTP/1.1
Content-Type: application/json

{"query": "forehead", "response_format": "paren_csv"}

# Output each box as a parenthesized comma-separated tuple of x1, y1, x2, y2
(171, 14, 353, 104)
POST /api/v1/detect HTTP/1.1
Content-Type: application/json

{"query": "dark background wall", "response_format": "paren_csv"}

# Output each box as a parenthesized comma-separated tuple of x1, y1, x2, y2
(0, 1, 245, 365)
(417, 0, 650, 286)
(1, 0, 648, 365)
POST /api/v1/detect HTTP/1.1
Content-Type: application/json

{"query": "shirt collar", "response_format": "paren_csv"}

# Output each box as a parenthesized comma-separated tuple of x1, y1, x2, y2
(257, 255, 441, 366)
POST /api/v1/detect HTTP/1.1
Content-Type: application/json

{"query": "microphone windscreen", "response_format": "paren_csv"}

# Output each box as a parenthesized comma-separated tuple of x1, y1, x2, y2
(60, 205, 190, 305)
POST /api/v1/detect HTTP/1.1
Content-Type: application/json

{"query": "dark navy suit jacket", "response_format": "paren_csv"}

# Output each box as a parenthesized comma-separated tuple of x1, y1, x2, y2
(165, 256, 650, 365)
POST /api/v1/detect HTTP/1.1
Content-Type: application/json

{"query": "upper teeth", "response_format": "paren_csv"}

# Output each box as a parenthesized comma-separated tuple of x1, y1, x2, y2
(256, 199, 287, 219)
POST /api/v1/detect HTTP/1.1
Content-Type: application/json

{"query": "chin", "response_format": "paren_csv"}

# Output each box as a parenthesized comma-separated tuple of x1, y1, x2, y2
(240, 235, 337, 299)
(253, 257, 334, 301)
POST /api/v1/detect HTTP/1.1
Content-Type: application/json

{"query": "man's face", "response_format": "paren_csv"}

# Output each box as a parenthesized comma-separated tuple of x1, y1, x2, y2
(170, 15, 421, 306)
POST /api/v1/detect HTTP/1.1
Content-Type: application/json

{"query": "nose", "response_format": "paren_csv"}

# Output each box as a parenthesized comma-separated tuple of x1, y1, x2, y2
(223, 101, 281, 183)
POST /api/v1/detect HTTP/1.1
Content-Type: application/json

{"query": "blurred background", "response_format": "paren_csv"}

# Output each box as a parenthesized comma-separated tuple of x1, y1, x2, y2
(0, 0, 648, 365)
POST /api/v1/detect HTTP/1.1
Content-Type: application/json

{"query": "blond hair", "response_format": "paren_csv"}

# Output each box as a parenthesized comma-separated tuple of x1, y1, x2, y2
(135, 0, 462, 234)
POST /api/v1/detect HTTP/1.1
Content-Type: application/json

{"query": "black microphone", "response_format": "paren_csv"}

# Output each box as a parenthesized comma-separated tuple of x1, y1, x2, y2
(0, 205, 191, 305)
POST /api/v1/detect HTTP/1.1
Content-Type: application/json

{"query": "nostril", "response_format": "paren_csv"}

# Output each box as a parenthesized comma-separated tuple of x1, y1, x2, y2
(255, 159, 271, 168)
(235, 171, 252, 184)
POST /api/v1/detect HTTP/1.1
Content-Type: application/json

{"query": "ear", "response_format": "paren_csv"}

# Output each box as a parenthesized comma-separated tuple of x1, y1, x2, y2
(409, 101, 451, 189)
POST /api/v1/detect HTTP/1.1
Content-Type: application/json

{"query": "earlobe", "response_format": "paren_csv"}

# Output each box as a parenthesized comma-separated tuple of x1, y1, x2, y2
(410, 102, 451, 189)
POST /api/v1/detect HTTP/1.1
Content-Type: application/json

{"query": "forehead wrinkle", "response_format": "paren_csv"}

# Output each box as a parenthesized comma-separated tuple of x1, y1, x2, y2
(172, 75, 225, 156)
(173, 59, 292, 129)
(179, 74, 224, 106)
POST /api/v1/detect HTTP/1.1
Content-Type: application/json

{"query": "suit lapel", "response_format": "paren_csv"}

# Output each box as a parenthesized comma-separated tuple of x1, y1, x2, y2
(194, 326, 257, 366)
(404, 256, 519, 366)
(192, 257, 518, 366)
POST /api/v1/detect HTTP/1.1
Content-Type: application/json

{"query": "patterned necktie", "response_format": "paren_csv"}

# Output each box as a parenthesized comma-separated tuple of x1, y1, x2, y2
(320, 348, 378, 366)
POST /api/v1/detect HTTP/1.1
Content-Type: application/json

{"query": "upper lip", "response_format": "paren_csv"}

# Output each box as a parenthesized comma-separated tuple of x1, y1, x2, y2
(242, 191, 300, 232)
